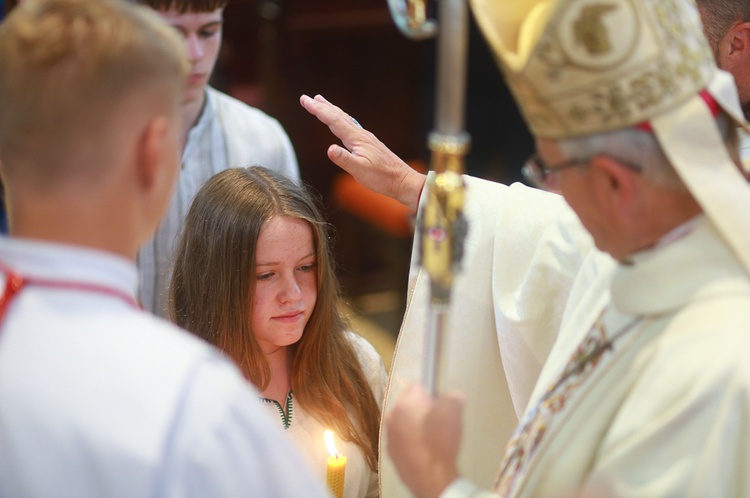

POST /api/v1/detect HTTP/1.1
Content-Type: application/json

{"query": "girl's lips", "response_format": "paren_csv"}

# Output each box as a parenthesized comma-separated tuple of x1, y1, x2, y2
(273, 311, 305, 323)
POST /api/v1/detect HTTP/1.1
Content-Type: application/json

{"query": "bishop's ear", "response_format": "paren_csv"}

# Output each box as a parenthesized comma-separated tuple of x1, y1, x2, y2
(588, 154, 641, 216)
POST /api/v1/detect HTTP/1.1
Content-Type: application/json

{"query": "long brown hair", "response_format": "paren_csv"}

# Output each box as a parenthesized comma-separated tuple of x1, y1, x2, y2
(170, 166, 380, 470)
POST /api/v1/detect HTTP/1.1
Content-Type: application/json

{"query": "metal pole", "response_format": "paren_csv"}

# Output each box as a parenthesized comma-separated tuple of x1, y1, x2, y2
(386, 0, 471, 397)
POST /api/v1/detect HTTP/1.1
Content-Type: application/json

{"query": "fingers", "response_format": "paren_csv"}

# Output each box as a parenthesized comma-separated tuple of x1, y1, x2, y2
(425, 391, 465, 461)
(300, 93, 425, 208)
(299, 94, 342, 125)
(385, 383, 430, 447)
(300, 94, 364, 139)
(300, 94, 335, 126)
(392, 383, 431, 415)
(385, 384, 463, 498)
(326, 144, 357, 175)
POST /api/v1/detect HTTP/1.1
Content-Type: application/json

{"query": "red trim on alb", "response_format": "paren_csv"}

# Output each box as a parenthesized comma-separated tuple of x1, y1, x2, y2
(0, 263, 140, 326)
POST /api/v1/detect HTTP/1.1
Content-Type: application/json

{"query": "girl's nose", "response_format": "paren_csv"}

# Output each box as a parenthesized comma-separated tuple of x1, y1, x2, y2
(278, 274, 303, 303)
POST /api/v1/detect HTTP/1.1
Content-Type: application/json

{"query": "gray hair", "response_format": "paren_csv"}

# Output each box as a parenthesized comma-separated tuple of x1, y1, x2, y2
(556, 111, 738, 189)
(696, 0, 750, 56)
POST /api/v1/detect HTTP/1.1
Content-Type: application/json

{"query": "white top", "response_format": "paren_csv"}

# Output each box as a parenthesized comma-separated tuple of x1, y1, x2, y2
(138, 87, 300, 317)
(260, 332, 388, 498)
(0, 237, 328, 498)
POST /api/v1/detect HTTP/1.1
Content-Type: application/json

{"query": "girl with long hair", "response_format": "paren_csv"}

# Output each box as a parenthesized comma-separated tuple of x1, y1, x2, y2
(170, 166, 386, 497)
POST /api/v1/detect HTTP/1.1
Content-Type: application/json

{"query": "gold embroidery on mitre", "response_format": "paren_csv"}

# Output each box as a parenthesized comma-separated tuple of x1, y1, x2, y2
(573, 4, 618, 55)
(471, 0, 717, 139)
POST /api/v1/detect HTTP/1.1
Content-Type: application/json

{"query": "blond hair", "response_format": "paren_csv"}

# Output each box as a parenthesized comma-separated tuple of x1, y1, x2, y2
(0, 0, 188, 185)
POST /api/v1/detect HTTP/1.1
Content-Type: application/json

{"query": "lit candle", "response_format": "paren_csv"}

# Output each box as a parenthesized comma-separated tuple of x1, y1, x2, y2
(324, 429, 346, 498)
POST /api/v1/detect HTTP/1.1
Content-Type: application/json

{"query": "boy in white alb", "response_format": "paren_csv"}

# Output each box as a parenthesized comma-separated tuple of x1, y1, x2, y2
(0, 1, 327, 496)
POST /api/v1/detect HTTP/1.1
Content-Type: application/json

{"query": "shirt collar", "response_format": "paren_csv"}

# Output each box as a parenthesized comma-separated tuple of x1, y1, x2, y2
(612, 217, 747, 316)
(183, 87, 217, 160)
(0, 236, 138, 301)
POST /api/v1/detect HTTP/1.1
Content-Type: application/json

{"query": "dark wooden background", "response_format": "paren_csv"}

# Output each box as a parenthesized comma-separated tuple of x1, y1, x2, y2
(3, 0, 534, 327)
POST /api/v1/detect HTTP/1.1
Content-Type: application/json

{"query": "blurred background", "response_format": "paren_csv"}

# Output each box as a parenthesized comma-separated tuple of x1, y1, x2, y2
(218, 1, 535, 364)
(3, 0, 535, 368)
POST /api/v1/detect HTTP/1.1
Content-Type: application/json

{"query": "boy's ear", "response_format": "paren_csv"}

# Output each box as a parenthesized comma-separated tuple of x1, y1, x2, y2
(136, 115, 171, 190)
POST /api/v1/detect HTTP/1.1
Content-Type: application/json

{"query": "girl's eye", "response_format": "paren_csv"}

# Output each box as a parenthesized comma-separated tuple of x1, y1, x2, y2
(299, 263, 317, 272)
(256, 272, 273, 281)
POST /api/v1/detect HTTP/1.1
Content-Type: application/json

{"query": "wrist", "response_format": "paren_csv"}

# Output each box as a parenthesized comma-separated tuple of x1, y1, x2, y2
(400, 170, 427, 212)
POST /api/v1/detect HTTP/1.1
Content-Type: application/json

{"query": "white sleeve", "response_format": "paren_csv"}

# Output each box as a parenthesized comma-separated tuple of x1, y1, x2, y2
(345, 331, 388, 498)
(346, 331, 388, 408)
(439, 477, 499, 498)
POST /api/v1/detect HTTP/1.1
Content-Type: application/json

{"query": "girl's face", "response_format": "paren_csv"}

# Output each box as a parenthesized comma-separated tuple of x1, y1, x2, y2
(251, 215, 318, 354)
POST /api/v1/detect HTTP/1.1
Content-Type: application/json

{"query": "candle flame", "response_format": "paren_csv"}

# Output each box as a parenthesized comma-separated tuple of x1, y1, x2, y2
(324, 429, 339, 458)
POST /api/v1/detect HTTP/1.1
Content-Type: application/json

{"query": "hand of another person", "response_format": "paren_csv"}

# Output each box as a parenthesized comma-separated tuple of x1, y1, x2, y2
(299, 94, 426, 211)
(385, 383, 464, 498)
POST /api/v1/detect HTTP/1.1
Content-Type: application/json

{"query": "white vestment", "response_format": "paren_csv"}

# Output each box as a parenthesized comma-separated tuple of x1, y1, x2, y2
(741, 128, 750, 171)
(442, 217, 750, 497)
(382, 139, 750, 496)
(380, 176, 595, 496)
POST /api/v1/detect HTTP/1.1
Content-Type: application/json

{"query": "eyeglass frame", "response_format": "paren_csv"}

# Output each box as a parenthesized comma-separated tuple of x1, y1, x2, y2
(521, 153, 589, 192)
(522, 152, 642, 192)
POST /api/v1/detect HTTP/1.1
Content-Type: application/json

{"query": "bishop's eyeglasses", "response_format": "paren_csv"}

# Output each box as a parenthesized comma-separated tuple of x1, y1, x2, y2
(522, 153, 642, 193)
(521, 153, 588, 192)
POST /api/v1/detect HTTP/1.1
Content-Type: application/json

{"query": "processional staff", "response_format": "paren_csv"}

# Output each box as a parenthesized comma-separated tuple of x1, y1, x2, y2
(387, 0, 471, 396)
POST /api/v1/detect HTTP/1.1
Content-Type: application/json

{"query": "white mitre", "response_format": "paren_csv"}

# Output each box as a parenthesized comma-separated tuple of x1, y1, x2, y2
(470, 0, 750, 275)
